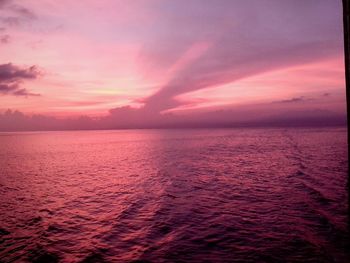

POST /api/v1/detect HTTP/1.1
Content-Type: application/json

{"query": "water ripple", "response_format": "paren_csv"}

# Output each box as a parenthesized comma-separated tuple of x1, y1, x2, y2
(0, 128, 348, 262)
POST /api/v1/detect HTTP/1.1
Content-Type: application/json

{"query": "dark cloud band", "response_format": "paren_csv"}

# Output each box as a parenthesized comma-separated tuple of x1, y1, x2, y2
(0, 63, 41, 96)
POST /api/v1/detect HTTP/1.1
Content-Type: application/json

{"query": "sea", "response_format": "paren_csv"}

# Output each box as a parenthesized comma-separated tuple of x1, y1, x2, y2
(0, 127, 348, 262)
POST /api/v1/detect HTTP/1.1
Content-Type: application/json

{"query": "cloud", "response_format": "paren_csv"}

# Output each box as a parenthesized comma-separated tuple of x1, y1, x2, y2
(0, 0, 10, 8)
(139, 0, 343, 113)
(273, 96, 309, 104)
(0, 63, 41, 96)
(0, 82, 18, 92)
(0, 83, 40, 97)
(0, 34, 9, 43)
(0, 63, 40, 81)
(11, 5, 36, 20)
(0, 107, 346, 131)
(0, 0, 36, 29)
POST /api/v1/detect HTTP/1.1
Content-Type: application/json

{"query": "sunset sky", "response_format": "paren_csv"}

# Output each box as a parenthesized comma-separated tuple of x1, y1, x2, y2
(0, 0, 346, 129)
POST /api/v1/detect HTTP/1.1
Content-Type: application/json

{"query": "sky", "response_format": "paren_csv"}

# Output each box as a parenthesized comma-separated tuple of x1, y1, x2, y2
(0, 0, 347, 130)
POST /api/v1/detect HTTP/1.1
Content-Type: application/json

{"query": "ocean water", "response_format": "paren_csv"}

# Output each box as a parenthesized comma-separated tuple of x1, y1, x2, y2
(0, 128, 348, 263)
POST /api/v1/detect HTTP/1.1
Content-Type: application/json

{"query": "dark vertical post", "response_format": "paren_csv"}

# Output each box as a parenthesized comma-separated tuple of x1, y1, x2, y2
(342, 0, 350, 242)
(344, 0, 349, 111)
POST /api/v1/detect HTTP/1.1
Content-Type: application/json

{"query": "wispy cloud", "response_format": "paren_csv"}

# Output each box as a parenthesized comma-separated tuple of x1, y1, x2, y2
(273, 96, 310, 104)
(0, 0, 36, 25)
(0, 34, 9, 43)
(138, 0, 343, 112)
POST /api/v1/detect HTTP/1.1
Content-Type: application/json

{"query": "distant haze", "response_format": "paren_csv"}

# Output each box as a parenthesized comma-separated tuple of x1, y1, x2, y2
(0, 0, 346, 130)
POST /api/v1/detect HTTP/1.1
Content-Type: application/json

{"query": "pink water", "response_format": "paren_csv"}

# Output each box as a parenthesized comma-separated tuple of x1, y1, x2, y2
(0, 128, 348, 262)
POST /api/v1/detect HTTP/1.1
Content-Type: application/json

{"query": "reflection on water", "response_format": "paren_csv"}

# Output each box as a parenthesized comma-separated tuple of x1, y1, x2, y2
(0, 128, 348, 262)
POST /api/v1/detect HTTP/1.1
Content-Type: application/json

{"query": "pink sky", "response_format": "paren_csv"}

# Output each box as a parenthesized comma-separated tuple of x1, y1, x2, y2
(0, 0, 346, 129)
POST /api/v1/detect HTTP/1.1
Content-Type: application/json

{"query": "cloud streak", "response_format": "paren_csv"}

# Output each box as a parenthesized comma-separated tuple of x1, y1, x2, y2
(0, 0, 36, 25)
(273, 96, 311, 104)
(139, 0, 343, 112)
